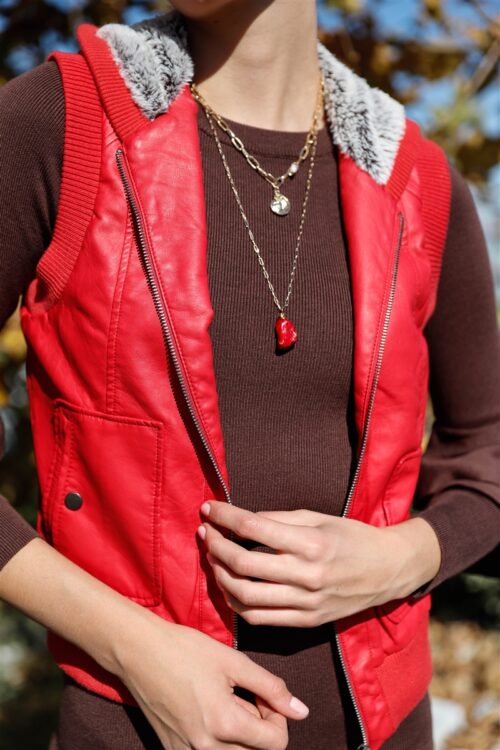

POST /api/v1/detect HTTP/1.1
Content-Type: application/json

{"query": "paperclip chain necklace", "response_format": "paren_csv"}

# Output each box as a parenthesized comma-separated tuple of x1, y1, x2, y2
(195, 77, 324, 349)
(191, 78, 324, 216)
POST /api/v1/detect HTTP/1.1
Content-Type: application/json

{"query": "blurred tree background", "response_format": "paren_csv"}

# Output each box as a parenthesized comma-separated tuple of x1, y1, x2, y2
(0, 1, 499, 748)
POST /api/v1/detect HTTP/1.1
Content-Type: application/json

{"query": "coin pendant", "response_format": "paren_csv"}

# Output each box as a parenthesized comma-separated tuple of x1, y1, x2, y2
(270, 192, 291, 216)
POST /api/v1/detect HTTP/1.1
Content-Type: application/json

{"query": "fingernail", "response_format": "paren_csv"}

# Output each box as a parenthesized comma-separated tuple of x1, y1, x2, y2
(200, 502, 211, 516)
(289, 696, 309, 718)
(206, 552, 215, 564)
(197, 524, 206, 540)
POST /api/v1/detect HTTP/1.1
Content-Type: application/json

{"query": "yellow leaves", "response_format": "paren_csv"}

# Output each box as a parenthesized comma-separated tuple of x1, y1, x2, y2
(152, 0, 173, 11)
(371, 42, 396, 76)
(341, 0, 364, 13)
(0, 326, 27, 362)
(423, 0, 443, 22)
(0, 307, 26, 362)
(430, 620, 500, 750)
(466, 26, 492, 49)
(326, 0, 364, 12)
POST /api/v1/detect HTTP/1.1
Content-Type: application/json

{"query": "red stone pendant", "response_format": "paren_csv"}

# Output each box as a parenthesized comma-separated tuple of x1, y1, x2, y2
(275, 316, 298, 349)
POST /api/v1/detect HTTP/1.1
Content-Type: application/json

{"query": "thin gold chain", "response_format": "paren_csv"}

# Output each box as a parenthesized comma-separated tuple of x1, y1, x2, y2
(191, 77, 325, 194)
(202, 108, 320, 316)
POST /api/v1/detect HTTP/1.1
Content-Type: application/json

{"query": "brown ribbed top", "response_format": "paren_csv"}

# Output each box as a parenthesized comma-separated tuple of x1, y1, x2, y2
(0, 61, 499, 750)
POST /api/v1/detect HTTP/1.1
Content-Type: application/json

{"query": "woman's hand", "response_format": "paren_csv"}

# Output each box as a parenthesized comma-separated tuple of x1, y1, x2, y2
(0, 535, 309, 750)
(117, 612, 309, 750)
(197, 501, 441, 627)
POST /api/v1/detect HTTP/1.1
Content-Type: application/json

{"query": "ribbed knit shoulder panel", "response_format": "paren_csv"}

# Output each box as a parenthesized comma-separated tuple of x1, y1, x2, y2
(415, 137, 452, 298)
(387, 117, 451, 323)
(77, 24, 149, 142)
(31, 51, 102, 310)
(386, 118, 421, 201)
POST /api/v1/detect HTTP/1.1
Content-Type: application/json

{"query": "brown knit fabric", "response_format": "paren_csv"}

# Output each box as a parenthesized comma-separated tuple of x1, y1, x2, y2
(202, 110, 369, 750)
(0, 60, 499, 749)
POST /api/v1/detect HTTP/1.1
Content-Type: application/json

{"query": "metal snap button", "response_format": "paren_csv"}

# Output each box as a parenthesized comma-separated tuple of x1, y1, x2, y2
(64, 491, 83, 511)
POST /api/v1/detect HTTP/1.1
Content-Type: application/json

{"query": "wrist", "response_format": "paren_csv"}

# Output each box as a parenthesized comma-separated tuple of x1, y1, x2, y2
(382, 517, 442, 601)
(106, 601, 181, 683)
(0, 537, 171, 682)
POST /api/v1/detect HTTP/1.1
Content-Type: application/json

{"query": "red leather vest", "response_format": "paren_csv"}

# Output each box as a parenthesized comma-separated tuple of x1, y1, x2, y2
(19, 16, 451, 750)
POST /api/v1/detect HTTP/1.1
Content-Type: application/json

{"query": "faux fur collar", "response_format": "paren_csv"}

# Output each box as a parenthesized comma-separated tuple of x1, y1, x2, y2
(97, 10, 406, 185)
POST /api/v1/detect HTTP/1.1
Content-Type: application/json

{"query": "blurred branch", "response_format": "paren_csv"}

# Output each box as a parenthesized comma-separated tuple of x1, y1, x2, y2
(464, 36, 500, 95)
(467, 0, 500, 33)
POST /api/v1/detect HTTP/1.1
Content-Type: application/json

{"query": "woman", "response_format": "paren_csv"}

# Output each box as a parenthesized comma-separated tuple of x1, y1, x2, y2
(0, 1, 499, 749)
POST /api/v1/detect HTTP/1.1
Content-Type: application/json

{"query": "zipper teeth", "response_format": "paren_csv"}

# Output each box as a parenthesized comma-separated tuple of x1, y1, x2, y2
(342, 211, 405, 522)
(116, 148, 238, 649)
(334, 628, 369, 749)
(335, 211, 405, 750)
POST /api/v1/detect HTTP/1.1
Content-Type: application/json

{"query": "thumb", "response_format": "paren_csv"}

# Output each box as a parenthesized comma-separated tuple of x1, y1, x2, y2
(256, 694, 289, 728)
(236, 659, 309, 721)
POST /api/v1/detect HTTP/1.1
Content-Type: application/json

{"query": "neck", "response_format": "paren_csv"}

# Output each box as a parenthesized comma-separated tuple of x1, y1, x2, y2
(183, 1, 322, 132)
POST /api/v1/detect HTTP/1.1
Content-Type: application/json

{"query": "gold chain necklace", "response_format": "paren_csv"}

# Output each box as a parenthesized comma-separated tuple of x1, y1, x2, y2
(190, 77, 324, 216)
(198, 93, 322, 349)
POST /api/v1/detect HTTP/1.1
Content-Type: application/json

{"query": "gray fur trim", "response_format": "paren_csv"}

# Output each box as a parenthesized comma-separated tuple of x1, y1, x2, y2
(317, 43, 405, 184)
(98, 12, 193, 120)
(97, 10, 405, 184)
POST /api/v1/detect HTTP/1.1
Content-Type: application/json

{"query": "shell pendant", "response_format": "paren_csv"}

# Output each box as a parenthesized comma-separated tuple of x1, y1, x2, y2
(270, 190, 291, 216)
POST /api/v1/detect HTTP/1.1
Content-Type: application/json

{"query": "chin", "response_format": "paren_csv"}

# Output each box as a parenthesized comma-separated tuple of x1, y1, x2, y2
(169, 0, 243, 20)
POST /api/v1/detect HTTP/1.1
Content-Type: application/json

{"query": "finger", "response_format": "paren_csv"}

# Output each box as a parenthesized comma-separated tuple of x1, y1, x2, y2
(218, 700, 288, 750)
(210, 556, 307, 608)
(203, 523, 294, 583)
(226, 591, 320, 628)
(234, 657, 309, 722)
(200, 501, 306, 553)
(255, 509, 324, 526)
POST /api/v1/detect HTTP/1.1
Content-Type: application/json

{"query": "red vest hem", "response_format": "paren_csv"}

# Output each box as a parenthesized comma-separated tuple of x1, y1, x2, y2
(47, 630, 139, 707)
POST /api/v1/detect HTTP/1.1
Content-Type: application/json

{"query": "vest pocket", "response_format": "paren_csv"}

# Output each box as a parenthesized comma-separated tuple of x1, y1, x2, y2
(381, 446, 423, 528)
(376, 446, 425, 636)
(45, 399, 164, 607)
(375, 591, 431, 656)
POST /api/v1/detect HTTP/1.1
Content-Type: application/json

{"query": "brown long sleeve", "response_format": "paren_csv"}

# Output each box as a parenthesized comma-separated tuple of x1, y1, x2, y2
(414, 164, 500, 591)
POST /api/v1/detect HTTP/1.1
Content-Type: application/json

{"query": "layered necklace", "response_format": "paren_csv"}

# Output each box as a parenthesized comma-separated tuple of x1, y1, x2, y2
(191, 75, 325, 349)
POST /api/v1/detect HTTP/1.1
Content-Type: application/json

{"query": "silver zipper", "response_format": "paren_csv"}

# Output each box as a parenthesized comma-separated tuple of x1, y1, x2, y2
(115, 148, 238, 650)
(334, 211, 405, 750)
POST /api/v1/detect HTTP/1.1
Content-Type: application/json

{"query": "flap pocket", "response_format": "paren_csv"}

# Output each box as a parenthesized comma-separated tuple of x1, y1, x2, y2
(382, 446, 423, 527)
(377, 446, 426, 632)
(376, 592, 432, 655)
(377, 596, 414, 625)
(47, 400, 164, 607)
